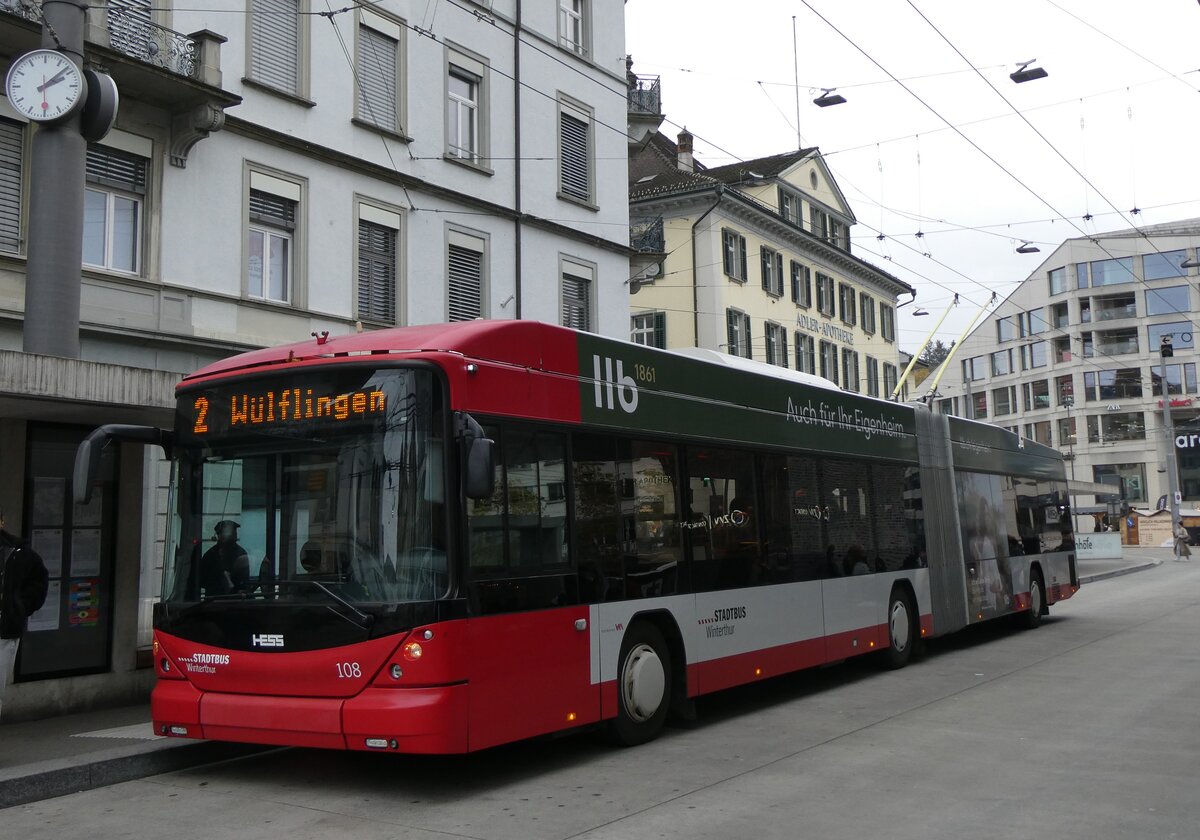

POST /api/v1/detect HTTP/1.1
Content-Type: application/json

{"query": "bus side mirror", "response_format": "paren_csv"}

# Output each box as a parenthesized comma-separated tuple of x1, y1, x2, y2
(465, 437, 495, 500)
(74, 424, 173, 505)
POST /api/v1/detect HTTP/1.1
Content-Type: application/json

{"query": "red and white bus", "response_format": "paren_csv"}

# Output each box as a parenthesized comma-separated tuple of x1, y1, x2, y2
(76, 321, 1078, 752)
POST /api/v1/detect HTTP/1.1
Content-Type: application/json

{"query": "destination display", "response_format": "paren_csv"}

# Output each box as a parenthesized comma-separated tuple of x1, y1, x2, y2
(176, 368, 413, 445)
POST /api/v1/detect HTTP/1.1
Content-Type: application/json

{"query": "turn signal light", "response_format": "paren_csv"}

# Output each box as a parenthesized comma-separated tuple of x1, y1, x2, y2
(402, 641, 423, 661)
(567, 712, 577, 722)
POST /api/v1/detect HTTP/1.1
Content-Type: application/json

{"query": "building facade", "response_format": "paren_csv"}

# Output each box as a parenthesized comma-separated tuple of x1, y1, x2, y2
(921, 219, 1200, 517)
(628, 130, 913, 394)
(0, 0, 631, 719)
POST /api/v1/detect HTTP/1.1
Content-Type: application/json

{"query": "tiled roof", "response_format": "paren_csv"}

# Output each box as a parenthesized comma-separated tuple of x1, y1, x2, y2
(629, 135, 819, 200)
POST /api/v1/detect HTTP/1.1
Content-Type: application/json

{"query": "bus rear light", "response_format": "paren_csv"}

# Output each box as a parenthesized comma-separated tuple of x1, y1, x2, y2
(403, 642, 423, 661)
(390, 664, 403, 680)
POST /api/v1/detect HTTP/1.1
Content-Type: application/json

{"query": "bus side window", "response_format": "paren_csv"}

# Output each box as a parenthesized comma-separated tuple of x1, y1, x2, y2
(684, 446, 761, 592)
(572, 434, 623, 602)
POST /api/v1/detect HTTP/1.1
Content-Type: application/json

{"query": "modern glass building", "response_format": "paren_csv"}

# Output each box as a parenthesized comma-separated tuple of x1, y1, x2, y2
(918, 219, 1200, 518)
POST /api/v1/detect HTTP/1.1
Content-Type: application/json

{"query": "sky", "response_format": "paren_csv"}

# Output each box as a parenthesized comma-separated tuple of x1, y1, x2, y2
(624, 0, 1200, 355)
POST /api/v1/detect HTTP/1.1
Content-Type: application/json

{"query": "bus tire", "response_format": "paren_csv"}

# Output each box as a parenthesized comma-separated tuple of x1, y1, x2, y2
(1023, 570, 1045, 630)
(612, 622, 671, 746)
(884, 587, 916, 670)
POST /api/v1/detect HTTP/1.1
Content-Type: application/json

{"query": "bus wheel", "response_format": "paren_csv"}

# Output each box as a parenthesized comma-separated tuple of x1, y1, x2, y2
(1023, 571, 1045, 630)
(884, 588, 916, 670)
(612, 622, 671, 746)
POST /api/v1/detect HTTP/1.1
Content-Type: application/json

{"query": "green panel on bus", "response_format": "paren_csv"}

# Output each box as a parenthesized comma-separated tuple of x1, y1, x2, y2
(574, 335, 919, 462)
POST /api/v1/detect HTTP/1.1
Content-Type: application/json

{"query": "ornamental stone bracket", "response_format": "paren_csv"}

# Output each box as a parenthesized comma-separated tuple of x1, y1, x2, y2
(170, 102, 227, 168)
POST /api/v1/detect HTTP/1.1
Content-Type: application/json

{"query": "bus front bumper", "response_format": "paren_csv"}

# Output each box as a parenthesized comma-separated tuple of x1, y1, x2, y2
(151, 679, 469, 754)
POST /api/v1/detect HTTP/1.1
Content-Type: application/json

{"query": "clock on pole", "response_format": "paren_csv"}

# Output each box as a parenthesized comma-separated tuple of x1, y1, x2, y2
(5, 49, 88, 123)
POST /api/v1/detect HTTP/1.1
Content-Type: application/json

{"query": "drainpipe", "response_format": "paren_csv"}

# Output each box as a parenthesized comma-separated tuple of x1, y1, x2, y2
(513, 1, 522, 319)
(690, 187, 724, 347)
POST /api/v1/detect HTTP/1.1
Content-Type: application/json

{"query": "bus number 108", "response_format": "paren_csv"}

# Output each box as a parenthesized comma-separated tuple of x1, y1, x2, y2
(335, 662, 362, 679)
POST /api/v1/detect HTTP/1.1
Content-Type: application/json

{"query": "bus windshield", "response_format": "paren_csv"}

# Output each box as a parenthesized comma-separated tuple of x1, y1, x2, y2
(162, 366, 447, 608)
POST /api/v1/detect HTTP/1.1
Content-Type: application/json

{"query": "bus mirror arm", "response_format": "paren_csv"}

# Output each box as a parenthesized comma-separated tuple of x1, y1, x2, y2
(74, 424, 174, 505)
(455, 412, 495, 500)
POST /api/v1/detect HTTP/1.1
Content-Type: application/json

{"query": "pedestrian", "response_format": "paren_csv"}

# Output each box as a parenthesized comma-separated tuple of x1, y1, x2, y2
(1173, 522, 1192, 561)
(1, 508, 50, 720)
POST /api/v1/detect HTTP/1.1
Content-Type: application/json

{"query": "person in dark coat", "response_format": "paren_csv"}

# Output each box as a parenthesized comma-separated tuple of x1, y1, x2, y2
(1, 509, 50, 719)
(199, 520, 250, 596)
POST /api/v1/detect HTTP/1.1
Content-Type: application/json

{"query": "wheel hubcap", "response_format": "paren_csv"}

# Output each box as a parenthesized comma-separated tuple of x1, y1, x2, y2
(622, 643, 665, 722)
(1031, 580, 1042, 615)
(890, 600, 910, 652)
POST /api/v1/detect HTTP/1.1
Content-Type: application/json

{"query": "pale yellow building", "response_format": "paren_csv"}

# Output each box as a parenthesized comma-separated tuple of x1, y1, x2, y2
(628, 131, 913, 397)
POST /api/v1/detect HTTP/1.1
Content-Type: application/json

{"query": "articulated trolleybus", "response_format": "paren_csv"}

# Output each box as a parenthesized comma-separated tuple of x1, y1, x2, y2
(75, 321, 1078, 753)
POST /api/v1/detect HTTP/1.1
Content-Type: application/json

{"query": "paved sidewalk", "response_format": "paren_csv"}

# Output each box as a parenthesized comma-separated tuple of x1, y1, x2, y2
(0, 547, 1170, 810)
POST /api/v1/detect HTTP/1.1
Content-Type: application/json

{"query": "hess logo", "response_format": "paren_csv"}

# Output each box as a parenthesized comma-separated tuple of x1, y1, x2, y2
(251, 633, 285, 648)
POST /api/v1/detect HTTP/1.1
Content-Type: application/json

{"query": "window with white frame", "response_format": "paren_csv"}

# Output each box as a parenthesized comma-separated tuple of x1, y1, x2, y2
(765, 322, 788, 367)
(723, 229, 747, 281)
(356, 9, 402, 133)
(865, 356, 879, 396)
(357, 205, 400, 324)
(841, 348, 860, 392)
(631, 312, 665, 348)
(779, 188, 802, 224)
(248, 0, 305, 97)
(558, 0, 589, 57)
(819, 340, 838, 385)
(838, 282, 857, 326)
(447, 229, 485, 321)
(84, 144, 146, 274)
(561, 258, 593, 331)
(860, 293, 875, 334)
(880, 302, 895, 341)
(558, 99, 592, 203)
(0, 118, 20, 254)
(883, 363, 899, 397)
(447, 52, 483, 163)
(795, 332, 815, 374)
(247, 179, 298, 303)
(816, 273, 835, 316)
(726, 308, 752, 359)
(791, 261, 811, 307)
(761, 246, 783, 296)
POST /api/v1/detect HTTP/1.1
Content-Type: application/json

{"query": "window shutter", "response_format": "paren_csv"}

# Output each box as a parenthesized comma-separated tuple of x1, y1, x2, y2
(357, 24, 398, 129)
(742, 313, 752, 359)
(653, 311, 665, 349)
(722, 232, 733, 276)
(561, 272, 590, 330)
(761, 247, 770, 292)
(107, 0, 152, 59)
(779, 330, 788, 368)
(357, 220, 395, 323)
(0, 119, 22, 253)
(726, 309, 737, 355)
(249, 189, 296, 229)
(559, 111, 590, 201)
(739, 238, 747, 281)
(250, 0, 300, 94)
(86, 145, 147, 194)
(765, 324, 775, 361)
(448, 243, 482, 321)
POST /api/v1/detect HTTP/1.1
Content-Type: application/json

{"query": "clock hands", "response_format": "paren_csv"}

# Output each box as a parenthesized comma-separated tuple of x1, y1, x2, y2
(37, 65, 72, 93)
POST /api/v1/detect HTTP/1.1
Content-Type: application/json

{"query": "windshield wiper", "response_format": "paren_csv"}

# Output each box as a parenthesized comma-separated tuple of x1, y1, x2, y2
(276, 580, 376, 629)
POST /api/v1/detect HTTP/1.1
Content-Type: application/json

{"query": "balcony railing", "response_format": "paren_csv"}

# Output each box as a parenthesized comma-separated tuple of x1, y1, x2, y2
(630, 216, 664, 253)
(107, 7, 197, 78)
(628, 74, 661, 116)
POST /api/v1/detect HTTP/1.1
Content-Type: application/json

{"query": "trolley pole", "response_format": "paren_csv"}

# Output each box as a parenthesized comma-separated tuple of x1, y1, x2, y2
(1159, 336, 1184, 559)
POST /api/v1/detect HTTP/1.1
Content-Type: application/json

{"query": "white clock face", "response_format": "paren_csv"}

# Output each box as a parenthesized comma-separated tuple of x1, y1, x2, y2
(5, 49, 86, 123)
